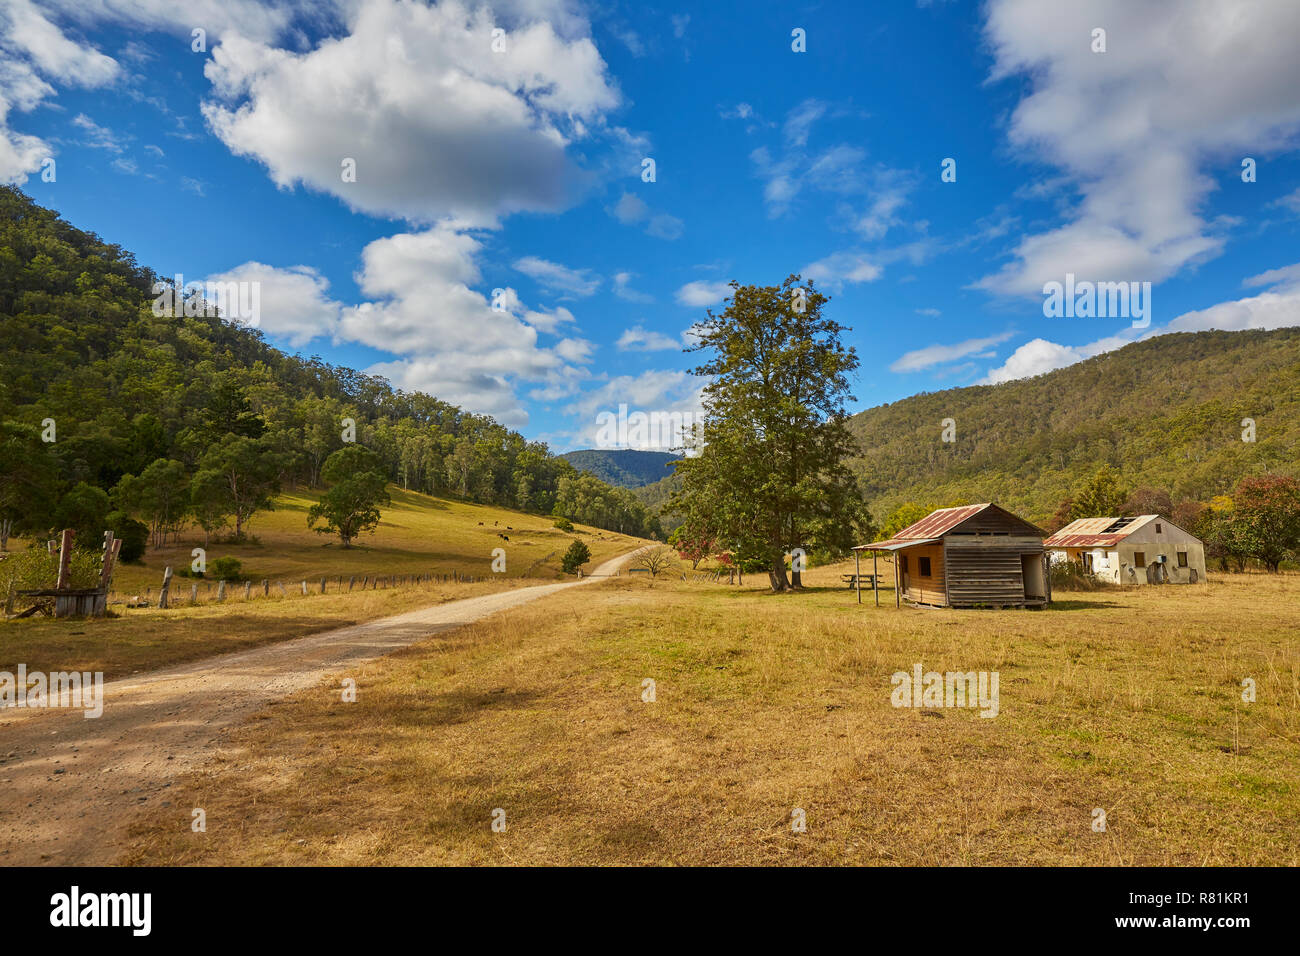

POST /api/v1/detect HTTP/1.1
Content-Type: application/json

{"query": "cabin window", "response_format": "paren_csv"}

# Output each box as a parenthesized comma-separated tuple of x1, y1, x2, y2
(1177, 551, 1188, 568)
(1155, 522, 1162, 534)
(918, 556, 932, 577)
(1134, 551, 1146, 568)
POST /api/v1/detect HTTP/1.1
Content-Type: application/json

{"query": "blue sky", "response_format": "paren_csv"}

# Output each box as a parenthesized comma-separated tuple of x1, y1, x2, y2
(4, 0, 1300, 451)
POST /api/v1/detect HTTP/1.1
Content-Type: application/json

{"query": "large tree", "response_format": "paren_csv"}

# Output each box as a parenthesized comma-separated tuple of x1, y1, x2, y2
(307, 445, 390, 548)
(191, 435, 282, 540)
(1230, 474, 1300, 573)
(671, 276, 867, 592)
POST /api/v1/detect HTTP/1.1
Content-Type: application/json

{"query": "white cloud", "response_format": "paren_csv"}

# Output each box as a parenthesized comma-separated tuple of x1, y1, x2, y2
(0, 0, 121, 182)
(671, 14, 690, 39)
(612, 271, 653, 303)
(565, 369, 705, 450)
(675, 280, 732, 307)
(802, 251, 882, 287)
(783, 98, 825, 149)
(975, 0, 1300, 297)
(606, 189, 683, 239)
(914, 307, 941, 316)
(205, 262, 342, 348)
(513, 255, 601, 296)
(890, 332, 1014, 373)
(200, 0, 621, 225)
(616, 324, 681, 352)
(981, 260, 1300, 383)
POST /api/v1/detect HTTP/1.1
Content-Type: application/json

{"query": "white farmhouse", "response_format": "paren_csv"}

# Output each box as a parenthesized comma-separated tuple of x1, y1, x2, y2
(1044, 515, 1207, 585)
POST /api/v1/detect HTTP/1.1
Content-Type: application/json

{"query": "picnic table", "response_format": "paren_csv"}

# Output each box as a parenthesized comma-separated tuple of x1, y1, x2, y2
(841, 573, 876, 589)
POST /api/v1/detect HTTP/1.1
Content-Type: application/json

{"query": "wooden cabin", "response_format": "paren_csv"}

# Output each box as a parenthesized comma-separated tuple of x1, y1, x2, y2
(1044, 515, 1206, 585)
(856, 503, 1049, 608)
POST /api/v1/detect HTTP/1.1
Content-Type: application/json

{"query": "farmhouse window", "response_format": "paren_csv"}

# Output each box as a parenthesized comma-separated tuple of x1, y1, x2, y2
(918, 556, 932, 576)
(1177, 551, 1188, 567)
(1134, 551, 1146, 568)
(1155, 522, 1162, 533)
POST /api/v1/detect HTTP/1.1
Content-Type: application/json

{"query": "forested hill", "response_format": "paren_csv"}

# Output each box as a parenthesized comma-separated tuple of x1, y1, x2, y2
(560, 449, 678, 488)
(849, 327, 1300, 525)
(0, 187, 659, 540)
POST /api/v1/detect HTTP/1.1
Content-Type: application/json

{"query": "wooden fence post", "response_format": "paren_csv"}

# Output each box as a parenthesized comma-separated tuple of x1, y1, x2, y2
(349, 576, 355, 591)
(55, 529, 74, 590)
(262, 579, 269, 597)
(243, 581, 252, 600)
(320, 577, 326, 594)
(216, 580, 226, 602)
(301, 580, 308, 596)
(159, 566, 173, 609)
(190, 582, 198, 604)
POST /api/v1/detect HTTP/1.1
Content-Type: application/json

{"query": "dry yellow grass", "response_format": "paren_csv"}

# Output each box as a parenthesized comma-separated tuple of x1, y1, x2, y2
(1, 487, 650, 679)
(120, 562, 1299, 866)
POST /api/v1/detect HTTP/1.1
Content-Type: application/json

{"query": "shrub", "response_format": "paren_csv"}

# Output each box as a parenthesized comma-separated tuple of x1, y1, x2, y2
(209, 556, 244, 581)
(552, 516, 574, 532)
(106, 511, 149, 563)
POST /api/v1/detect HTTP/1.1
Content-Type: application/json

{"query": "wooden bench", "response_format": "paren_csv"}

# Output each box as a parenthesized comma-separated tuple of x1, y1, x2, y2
(841, 574, 876, 589)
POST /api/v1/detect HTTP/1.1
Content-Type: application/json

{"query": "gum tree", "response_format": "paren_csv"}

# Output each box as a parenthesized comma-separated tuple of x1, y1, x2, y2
(672, 276, 868, 592)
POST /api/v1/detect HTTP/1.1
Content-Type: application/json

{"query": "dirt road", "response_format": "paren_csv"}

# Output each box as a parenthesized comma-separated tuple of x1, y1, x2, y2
(0, 550, 641, 865)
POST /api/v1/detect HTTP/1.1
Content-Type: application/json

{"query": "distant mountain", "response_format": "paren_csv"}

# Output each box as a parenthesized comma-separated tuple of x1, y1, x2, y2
(560, 449, 679, 488)
(846, 327, 1300, 525)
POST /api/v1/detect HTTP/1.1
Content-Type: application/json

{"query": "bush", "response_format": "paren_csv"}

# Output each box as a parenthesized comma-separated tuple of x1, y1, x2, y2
(1049, 559, 1109, 591)
(560, 540, 591, 574)
(209, 556, 244, 581)
(0, 547, 104, 611)
(552, 516, 574, 532)
(106, 511, 149, 563)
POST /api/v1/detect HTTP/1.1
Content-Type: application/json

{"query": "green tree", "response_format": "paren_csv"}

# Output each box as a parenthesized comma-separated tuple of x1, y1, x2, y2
(1229, 474, 1300, 572)
(191, 435, 282, 540)
(671, 276, 865, 591)
(1068, 465, 1129, 520)
(114, 458, 189, 548)
(55, 481, 111, 546)
(561, 539, 592, 574)
(881, 502, 930, 539)
(307, 445, 390, 548)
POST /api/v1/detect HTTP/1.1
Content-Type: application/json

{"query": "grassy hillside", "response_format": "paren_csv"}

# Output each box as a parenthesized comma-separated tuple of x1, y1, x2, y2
(560, 449, 679, 488)
(848, 328, 1300, 524)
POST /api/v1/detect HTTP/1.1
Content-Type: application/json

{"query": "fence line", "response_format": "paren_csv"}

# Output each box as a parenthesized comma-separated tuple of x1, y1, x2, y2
(110, 568, 492, 610)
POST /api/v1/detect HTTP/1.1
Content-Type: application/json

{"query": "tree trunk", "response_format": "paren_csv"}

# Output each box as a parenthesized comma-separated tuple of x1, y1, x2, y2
(790, 568, 803, 589)
(0, 518, 10, 552)
(768, 556, 790, 592)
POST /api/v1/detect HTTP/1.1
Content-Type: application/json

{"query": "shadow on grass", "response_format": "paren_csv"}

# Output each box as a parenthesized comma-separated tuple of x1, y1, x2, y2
(1045, 599, 1123, 611)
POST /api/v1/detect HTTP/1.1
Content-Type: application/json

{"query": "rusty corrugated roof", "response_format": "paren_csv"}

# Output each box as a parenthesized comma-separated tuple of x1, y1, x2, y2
(857, 503, 991, 550)
(1043, 515, 1157, 548)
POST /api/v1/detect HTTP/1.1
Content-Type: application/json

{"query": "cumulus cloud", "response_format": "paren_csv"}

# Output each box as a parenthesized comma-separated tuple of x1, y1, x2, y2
(201, 0, 620, 225)
(565, 369, 706, 450)
(0, 0, 121, 182)
(204, 262, 342, 348)
(675, 279, 732, 307)
(981, 260, 1300, 383)
(975, 0, 1300, 297)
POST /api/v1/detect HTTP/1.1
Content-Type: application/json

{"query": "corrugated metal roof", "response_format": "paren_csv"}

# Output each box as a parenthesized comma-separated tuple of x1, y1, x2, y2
(1043, 515, 1157, 548)
(852, 537, 942, 551)
(894, 503, 992, 539)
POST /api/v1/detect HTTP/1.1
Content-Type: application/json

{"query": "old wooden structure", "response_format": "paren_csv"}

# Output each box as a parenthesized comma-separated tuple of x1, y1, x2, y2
(854, 503, 1050, 609)
(1044, 514, 1206, 585)
(10, 529, 121, 618)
